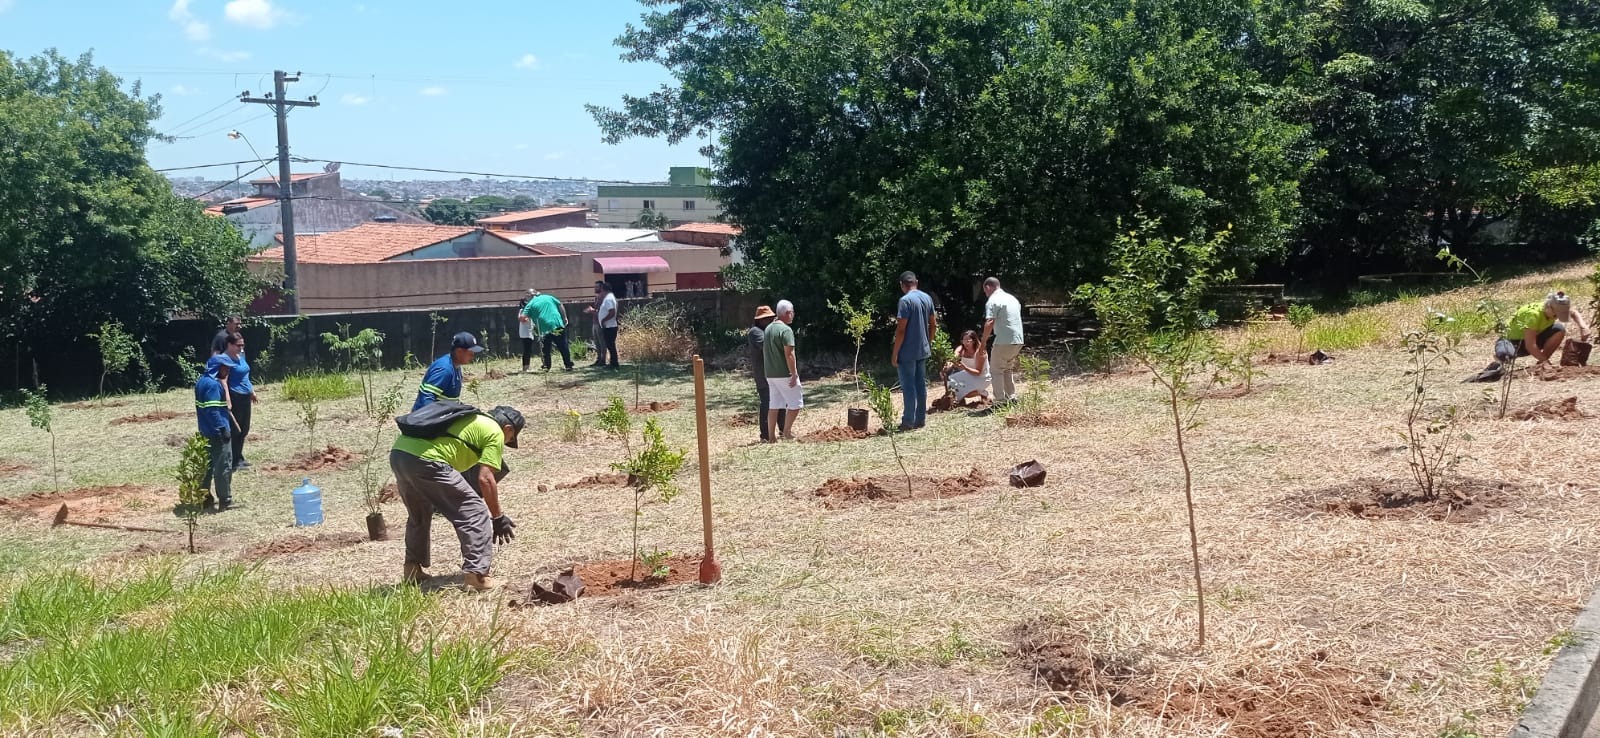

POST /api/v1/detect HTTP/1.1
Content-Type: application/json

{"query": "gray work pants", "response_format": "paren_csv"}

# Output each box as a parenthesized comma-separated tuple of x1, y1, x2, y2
(389, 450, 493, 575)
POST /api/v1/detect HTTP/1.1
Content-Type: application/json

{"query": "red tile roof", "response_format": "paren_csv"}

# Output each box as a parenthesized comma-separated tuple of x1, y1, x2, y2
(204, 196, 277, 215)
(254, 223, 497, 264)
(475, 206, 590, 225)
(664, 222, 742, 236)
(249, 172, 330, 185)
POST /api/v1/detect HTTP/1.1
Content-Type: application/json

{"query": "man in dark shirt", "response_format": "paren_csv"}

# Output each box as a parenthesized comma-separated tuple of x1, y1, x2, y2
(746, 306, 786, 442)
(210, 316, 241, 356)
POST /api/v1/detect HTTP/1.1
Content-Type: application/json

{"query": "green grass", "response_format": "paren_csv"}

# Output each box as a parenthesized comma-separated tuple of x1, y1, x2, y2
(1303, 312, 1392, 350)
(0, 565, 508, 735)
(281, 372, 361, 403)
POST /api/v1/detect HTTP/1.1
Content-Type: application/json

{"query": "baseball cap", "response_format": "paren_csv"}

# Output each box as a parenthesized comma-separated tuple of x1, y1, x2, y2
(451, 332, 485, 353)
(899, 271, 918, 284)
(1547, 291, 1573, 321)
(489, 405, 526, 448)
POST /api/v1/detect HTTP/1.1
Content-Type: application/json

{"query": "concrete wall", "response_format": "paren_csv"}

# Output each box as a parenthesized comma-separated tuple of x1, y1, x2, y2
(596, 191, 724, 227)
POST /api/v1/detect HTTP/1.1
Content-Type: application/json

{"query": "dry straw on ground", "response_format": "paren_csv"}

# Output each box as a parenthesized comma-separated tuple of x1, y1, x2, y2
(1, 261, 1598, 736)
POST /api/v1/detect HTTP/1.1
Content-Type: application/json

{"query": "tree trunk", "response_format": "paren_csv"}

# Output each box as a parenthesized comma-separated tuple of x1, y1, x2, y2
(1169, 384, 1206, 649)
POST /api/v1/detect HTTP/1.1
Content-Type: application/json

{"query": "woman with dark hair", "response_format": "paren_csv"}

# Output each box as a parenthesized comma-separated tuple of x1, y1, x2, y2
(943, 329, 991, 406)
(207, 332, 258, 470)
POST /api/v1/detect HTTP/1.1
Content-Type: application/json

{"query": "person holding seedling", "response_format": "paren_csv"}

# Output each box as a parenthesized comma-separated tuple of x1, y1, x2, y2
(1488, 291, 1591, 371)
(192, 363, 235, 511)
(391, 402, 526, 592)
(763, 300, 802, 442)
(412, 332, 484, 411)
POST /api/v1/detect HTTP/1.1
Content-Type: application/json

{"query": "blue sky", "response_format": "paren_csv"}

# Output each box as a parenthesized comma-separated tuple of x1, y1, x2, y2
(0, 0, 698, 182)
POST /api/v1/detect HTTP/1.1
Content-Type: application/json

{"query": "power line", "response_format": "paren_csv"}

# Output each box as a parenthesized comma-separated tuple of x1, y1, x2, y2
(155, 159, 262, 173)
(178, 112, 274, 141)
(156, 96, 240, 136)
(193, 162, 271, 200)
(289, 156, 660, 185)
(163, 105, 255, 139)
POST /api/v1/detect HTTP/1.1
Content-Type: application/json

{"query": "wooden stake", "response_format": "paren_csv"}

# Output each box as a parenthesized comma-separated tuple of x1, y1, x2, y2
(692, 355, 722, 584)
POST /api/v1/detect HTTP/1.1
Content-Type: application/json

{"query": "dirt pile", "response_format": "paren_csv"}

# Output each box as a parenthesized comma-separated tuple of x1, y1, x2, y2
(240, 532, 367, 561)
(800, 427, 875, 443)
(570, 554, 702, 596)
(0, 461, 32, 473)
(630, 401, 680, 413)
(1014, 621, 1385, 738)
(110, 411, 182, 426)
(1508, 396, 1586, 421)
(0, 485, 165, 522)
(1290, 477, 1515, 522)
(1004, 411, 1075, 428)
(557, 473, 631, 490)
(1530, 365, 1600, 382)
(727, 412, 756, 427)
(807, 468, 993, 508)
(264, 446, 358, 472)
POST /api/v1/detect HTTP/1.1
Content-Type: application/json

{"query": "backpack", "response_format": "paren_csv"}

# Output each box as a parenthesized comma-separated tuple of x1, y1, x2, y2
(396, 400, 483, 443)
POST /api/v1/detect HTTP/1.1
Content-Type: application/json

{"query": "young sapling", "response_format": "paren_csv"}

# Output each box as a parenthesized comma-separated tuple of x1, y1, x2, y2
(176, 433, 211, 553)
(610, 416, 686, 579)
(23, 386, 57, 492)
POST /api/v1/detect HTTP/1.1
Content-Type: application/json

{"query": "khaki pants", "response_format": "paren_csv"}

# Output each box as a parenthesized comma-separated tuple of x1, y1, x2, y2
(991, 343, 1024, 403)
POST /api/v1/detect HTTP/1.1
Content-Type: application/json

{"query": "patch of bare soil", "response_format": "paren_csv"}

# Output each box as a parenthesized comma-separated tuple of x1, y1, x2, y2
(1530, 365, 1600, 382)
(1508, 396, 1587, 421)
(727, 412, 756, 427)
(630, 401, 680, 413)
(104, 540, 213, 560)
(1198, 384, 1254, 400)
(110, 410, 182, 426)
(1014, 621, 1385, 738)
(1004, 411, 1075, 428)
(64, 400, 128, 409)
(378, 482, 398, 504)
(799, 427, 876, 443)
(1290, 477, 1517, 523)
(556, 473, 631, 490)
(932, 394, 991, 413)
(263, 446, 357, 472)
(240, 532, 368, 561)
(806, 468, 993, 509)
(0, 461, 32, 473)
(0, 485, 166, 522)
(571, 554, 703, 596)
(478, 368, 512, 380)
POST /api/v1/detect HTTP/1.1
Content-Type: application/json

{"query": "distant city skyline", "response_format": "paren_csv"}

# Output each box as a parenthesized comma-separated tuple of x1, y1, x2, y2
(0, 0, 701, 183)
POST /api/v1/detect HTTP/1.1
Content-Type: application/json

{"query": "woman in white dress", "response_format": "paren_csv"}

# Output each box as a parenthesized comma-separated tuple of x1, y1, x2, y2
(944, 330, 992, 405)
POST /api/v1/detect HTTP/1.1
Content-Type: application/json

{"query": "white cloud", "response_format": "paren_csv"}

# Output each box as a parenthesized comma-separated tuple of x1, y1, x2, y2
(168, 0, 212, 41)
(515, 54, 539, 70)
(197, 47, 252, 63)
(513, 143, 529, 150)
(170, 84, 199, 96)
(224, 0, 285, 29)
(419, 86, 447, 96)
(340, 93, 369, 105)
(0, 0, 14, 14)
(544, 151, 567, 161)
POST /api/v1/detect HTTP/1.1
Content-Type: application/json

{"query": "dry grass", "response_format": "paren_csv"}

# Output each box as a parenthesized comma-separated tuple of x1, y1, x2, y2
(1, 261, 1598, 736)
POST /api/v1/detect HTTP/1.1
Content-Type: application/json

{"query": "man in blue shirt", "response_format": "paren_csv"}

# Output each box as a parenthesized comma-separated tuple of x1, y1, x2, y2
(891, 271, 938, 431)
(193, 366, 236, 510)
(413, 332, 485, 411)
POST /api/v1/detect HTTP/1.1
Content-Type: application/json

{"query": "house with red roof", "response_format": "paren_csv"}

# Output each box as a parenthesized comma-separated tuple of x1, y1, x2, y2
(205, 169, 425, 248)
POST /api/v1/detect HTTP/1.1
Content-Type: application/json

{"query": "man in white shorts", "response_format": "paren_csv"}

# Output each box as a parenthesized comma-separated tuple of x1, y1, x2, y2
(762, 300, 802, 441)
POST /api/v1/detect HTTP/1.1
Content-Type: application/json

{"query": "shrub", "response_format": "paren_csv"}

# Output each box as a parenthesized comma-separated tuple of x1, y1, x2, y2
(175, 433, 211, 553)
(1286, 304, 1316, 358)
(616, 301, 696, 364)
(90, 320, 144, 399)
(321, 324, 385, 414)
(610, 416, 686, 579)
(1402, 311, 1466, 499)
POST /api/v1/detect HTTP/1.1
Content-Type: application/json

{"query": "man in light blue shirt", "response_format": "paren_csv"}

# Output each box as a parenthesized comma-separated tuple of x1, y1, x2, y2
(891, 271, 937, 430)
(981, 277, 1025, 405)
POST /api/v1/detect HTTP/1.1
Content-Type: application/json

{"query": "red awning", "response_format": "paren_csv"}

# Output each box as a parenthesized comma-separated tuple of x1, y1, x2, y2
(593, 256, 670, 274)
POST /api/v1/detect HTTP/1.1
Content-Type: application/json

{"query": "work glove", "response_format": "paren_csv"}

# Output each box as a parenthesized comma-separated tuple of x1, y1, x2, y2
(492, 514, 516, 544)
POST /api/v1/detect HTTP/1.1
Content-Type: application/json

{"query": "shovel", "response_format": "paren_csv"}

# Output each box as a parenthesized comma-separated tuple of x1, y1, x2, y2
(51, 503, 176, 534)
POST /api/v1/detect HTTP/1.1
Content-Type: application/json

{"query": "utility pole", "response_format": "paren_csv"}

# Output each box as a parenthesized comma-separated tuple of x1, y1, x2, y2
(241, 71, 319, 315)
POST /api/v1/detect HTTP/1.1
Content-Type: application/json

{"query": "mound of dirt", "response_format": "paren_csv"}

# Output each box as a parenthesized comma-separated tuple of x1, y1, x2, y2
(727, 412, 756, 427)
(800, 427, 875, 443)
(0, 485, 165, 522)
(630, 401, 680, 413)
(1508, 396, 1586, 421)
(932, 395, 991, 414)
(264, 446, 357, 472)
(570, 554, 703, 596)
(240, 532, 367, 561)
(1014, 621, 1385, 738)
(110, 410, 182, 426)
(1290, 477, 1516, 523)
(1530, 365, 1600, 382)
(557, 473, 631, 490)
(1004, 411, 1075, 428)
(807, 468, 993, 508)
(64, 400, 128, 409)
(378, 482, 399, 504)
(0, 461, 32, 473)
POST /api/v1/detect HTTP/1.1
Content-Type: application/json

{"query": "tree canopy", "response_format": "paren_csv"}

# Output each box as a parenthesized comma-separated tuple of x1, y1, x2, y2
(0, 50, 262, 383)
(420, 198, 478, 225)
(593, 0, 1600, 309)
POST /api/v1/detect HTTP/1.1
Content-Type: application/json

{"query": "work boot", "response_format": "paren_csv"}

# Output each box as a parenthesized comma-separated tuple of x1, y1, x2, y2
(402, 563, 426, 585)
(463, 572, 500, 592)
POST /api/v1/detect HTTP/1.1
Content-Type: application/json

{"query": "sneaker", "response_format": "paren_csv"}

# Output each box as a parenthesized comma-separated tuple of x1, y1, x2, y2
(233, 460, 251, 470)
(402, 563, 427, 585)
(218, 501, 244, 512)
(463, 572, 500, 592)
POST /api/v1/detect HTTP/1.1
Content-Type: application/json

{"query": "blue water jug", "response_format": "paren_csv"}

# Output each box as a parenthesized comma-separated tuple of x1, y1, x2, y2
(291, 478, 324, 526)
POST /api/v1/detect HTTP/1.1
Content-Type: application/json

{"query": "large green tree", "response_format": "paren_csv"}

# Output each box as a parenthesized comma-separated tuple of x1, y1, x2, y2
(591, 0, 1307, 313)
(0, 50, 261, 383)
(421, 198, 478, 225)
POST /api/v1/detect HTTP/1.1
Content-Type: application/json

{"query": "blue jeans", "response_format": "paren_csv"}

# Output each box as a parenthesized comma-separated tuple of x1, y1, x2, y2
(898, 359, 927, 428)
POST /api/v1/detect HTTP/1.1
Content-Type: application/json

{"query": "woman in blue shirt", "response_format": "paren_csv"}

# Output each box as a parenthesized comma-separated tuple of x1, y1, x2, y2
(209, 332, 259, 470)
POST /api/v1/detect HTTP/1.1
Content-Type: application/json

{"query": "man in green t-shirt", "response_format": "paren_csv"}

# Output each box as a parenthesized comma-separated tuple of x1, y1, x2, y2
(763, 300, 801, 442)
(519, 289, 573, 372)
(390, 405, 526, 592)
(1491, 291, 1590, 369)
